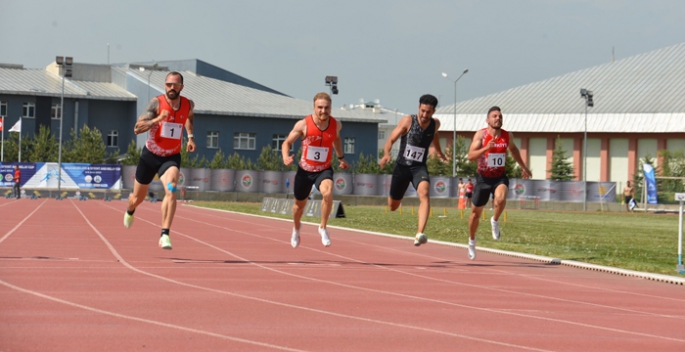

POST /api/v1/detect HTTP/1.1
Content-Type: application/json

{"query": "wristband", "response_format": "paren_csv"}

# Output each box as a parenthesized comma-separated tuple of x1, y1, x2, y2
(337, 155, 345, 160)
(188, 134, 194, 139)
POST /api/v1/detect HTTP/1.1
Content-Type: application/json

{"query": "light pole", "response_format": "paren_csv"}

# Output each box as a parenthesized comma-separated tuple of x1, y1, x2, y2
(325, 76, 338, 95)
(442, 69, 469, 177)
(55, 56, 73, 194)
(138, 63, 159, 103)
(580, 89, 594, 211)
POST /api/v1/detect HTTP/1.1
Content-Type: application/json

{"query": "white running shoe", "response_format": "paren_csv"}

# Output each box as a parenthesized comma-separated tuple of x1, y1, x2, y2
(414, 233, 428, 246)
(159, 234, 172, 250)
(491, 217, 500, 240)
(318, 227, 331, 247)
(468, 239, 477, 260)
(123, 212, 134, 229)
(291, 228, 300, 248)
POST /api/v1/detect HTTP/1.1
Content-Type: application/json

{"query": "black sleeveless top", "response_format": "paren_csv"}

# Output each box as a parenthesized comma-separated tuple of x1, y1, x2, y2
(396, 115, 436, 166)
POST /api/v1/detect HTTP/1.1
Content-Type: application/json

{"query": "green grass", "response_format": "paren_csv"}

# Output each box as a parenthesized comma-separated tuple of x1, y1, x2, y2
(193, 201, 684, 277)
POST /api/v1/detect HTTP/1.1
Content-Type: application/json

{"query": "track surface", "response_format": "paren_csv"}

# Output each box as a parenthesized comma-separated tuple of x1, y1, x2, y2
(1, 198, 684, 351)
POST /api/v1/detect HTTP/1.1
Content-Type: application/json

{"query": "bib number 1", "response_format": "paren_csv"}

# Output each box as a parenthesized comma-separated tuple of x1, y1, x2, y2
(160, 122, 183, 139)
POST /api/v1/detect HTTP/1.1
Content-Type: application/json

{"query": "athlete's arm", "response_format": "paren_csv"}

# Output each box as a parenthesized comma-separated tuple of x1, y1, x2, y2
(507, 132, 531, 178)
(185, 100, 196, 153)
(281, 119, 306, 166)
(467, 130, 490, 161)
(379, 115, 411, 168)
(430, 119, 449, 162)
(334, 120, 349, 170)
(134, 98, 167, 135)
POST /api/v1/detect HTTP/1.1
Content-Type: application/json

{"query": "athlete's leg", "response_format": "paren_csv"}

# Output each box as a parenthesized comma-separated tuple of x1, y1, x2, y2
(416, 181, 430, 234)
(468, 205, 484, 241)
(492, 184, 508, 221)
(318, 178, 333, 229)
(128, 180, 150, 213)
(159, 166, 180, 229)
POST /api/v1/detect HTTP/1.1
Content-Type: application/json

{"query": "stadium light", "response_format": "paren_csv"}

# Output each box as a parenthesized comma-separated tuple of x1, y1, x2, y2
(55, 56, 74, 194)
(442, 69, 469, 177)
(580, 88, 594, 211)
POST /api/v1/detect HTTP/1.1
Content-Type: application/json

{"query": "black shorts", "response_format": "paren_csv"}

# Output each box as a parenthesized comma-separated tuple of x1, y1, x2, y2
(294, 167, 333, 201)
(624, 195, 633, 203)
(472, 173, 509, 207)
(135, 146, 181, 185)
(465, 192, 472, 199)
(389, 163, 429, 200)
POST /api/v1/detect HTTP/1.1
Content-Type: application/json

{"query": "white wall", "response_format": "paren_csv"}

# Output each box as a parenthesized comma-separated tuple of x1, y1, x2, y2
(610, 139, 628, 186)
(586, 138, 601, 182)
(529, 138, 547, 180)
(668, 139, 685, 152)
(638, 139, 658, 167)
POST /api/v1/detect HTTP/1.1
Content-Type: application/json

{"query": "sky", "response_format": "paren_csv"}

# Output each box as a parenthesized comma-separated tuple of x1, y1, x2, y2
(2, 0, 684, 115)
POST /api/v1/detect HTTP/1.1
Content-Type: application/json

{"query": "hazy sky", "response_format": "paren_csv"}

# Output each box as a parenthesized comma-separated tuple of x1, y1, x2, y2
(2, 0, 684, 114)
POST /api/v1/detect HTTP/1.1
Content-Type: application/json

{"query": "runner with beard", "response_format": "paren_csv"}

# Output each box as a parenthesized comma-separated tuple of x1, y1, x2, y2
(123, 71, 196, 250)
(380, 94, 448, 246)
(466, 106, 531, 260)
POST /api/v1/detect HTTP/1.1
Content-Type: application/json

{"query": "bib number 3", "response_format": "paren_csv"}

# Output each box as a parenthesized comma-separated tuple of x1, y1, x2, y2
(306, 146, 329, 162)
(487, 153, 506, 167)
(160, 122, 183, 139)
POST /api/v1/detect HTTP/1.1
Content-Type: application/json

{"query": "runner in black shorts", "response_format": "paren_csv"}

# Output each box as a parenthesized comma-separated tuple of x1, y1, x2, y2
(281, 92, 349, 248)
(380, 94, 448, 246)
(466, 106, 531, 260)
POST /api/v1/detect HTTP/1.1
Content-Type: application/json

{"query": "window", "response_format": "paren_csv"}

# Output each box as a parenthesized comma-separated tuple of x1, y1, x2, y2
(207, 131, 219, 149)
(272, 134, 287, 151)
(22, 103, 35, 118)
(378, 130, 385, 140)
(234, 132, 256, 150)
(0, 101, 7, 117)
(344, 137, 355, 154)
(51, 104, 62, 119)
(107, 130, 119, 147)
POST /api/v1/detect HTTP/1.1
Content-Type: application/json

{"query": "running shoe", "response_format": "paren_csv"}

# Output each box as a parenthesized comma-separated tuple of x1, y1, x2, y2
(468, 239, 476, 260)
(291, 228, 300, 249)
(123, 212, 134, 229)
(318, 227, 331, 247)
(491, 217, 500, 240)
(414, 233, 428, 246)
(159, 234, 172, 250)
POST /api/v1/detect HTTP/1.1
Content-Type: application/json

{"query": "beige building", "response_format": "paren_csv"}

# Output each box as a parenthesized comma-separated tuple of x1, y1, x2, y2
(435, 43, 685, 190)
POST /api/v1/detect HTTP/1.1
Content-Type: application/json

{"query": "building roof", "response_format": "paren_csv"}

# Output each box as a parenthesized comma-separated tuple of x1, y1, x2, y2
(126, 68, 388, 123)
(0, 67, 136, 101)
(435, 42, 685, 133)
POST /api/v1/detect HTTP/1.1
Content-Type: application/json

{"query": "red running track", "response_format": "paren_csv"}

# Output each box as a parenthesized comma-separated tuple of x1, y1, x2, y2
(0, 198, 684, 351)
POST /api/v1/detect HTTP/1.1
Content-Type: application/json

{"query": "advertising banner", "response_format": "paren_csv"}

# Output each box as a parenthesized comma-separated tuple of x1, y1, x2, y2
(430, 176, 451, 199)
(12, 163, 121, 190)
(643, 164, 658, 204)
(333, 173, 353, 196)
(0, 163, 37, 187)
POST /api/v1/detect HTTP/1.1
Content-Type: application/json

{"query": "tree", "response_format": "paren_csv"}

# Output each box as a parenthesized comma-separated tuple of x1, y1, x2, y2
(427, 153, 450, 176)
(454, 136, 477, 177)
(505, 154, 523, 179)
(547, 136, 574, 181)
(2, 132, 21, 162)
(121, 140, 141, 166)
(658, 149, 685, 193)
(208, 149, 228, 169)
(63, 125, 108, 163)
(378, 149, 395, 174)
(257, 145, 283, 171)
(180, 138, 204, 168)
(227, 152, 247, 170)
(27, 125, 59, 162)
(353, 152, 381, 174)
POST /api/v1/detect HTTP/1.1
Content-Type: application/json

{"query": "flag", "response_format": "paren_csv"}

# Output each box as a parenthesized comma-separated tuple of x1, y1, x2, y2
(643, 163, 658, 205)
(629, 198, 637, 210)
(9, 119, 20, 132)
(0, 117, 3, 131)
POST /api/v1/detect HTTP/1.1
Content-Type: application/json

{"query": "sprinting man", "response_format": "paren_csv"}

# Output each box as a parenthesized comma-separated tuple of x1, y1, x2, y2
(281, 92, 349, 248)
(379, 94, 448, 246)
(466, 106, 531, 260)
(123, 71, 195, 250)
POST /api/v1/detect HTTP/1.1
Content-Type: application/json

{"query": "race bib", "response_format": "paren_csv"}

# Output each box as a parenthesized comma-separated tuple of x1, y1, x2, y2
(487, 153, 506, 167)
(160, 122, 182, 139)
(306, 146, 329, 162)
(403, 144, 425, 162)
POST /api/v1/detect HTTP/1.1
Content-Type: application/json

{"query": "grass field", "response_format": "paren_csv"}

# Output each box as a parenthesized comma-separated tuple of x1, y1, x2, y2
(193, 201, 684, 277)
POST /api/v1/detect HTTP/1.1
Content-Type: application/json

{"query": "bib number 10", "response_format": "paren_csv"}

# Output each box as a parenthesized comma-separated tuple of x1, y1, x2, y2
(487, 153, 505, 167)
(160, 122, 183, 140)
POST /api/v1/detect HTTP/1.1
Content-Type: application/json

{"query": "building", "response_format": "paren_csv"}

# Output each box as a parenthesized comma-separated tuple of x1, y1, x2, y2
(341, 99, 405, 158)
(434, 43, 685, 189)
(0, 59, 387, 165)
